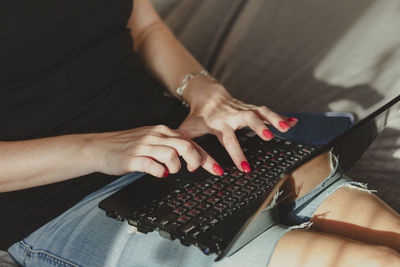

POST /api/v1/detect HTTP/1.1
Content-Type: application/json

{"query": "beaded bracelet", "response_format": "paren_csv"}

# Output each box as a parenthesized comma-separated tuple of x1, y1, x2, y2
(176, 70, 218, 107)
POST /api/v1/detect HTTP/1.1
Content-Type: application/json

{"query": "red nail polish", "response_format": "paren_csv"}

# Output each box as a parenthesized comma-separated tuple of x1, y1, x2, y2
(262, 129, 274, 139)
(212, 164, 224, 176)
(241, 161, 251, 173)
(279, 121, 290, 130)
(288, 117, 298, 122)
(163, 170, 169, 178)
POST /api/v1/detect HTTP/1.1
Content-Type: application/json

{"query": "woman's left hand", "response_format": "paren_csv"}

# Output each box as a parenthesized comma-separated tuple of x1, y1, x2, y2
(177, 81, 297, 173)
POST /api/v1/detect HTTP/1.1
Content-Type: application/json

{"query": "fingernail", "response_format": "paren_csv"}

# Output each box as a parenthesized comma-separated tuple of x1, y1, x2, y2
(241, 161, 251, 173)
(190, 167, 198, 173)
(212, 164, 224, 176)
(279, 121, 290, 130)
(163, 170, 169, 178)
(262, 129, 274, 139)
(288, 118, 298, 122)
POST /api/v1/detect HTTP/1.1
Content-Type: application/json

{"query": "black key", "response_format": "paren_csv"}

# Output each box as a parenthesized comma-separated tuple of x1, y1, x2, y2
(253, 160, 262, 165)
(197, 183, 210, 190)
(191, 230, 201, 239)
(187, 188, 200, 195)
(203, 188, 217, 196)
(209, 218, 219, 226)
(214, 202, 228, 212)
(259, 184, 272, 191)
(177, 215, 191, 224)
(207, 196, 221, 204)
(206, 177, 220, 184)
(143, 214, 157, 224)
(233, 190, 247, 199)
(203, 209, 218, 218)
(223, 196, 238, 206)
(244, 173, 257, 180)
(226, 185, 240, 192)
(180, 222, 197, 235)
(193, 215, 210, 226)
(173, 207, 187, 215)
(231, 171, 243, 178)
(180, 183, 193, 190)
(177, 194, 191, 202)
(235, 179, 248, 186)
(184, 200, 197, 209)
(216, 190, 229, 198)
(226, 206, 239, 215)
(242, 185, 256, 193)
(200, 224, 211, 232)
(254, 168, 266, 174)
(212, 182, 225, 190)
(222, 177, 235, 184)
(187, 209, 201, 217)
(254, 189, 265, 197)
(167, 199, 181, 208)
(193, 194, 207, 202)
(173, 189, 183, 194)
(196, 203, 211, 211)
(236, 200, 248, 208)
(165, 221, 181, 233)
(155, 212, 178, 227)
(252, 179, 262, 185)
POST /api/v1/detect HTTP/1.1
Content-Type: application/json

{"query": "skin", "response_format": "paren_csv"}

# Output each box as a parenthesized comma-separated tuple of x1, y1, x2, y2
(1, 0, 399, 266)
(270, 153, 400, 266)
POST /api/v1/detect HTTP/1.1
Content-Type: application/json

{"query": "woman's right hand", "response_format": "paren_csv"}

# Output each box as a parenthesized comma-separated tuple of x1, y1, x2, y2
(88, 125, 223, 178)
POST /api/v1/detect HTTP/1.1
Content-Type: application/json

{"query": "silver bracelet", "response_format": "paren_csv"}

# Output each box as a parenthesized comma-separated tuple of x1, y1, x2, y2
(176, 70, 218, 107)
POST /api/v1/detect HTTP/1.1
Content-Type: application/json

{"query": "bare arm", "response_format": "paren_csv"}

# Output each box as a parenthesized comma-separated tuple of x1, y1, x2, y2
(127, 0, 209, 104)
(127, 0, 296, 172)
(0, 126, 219, 193)
(0, 134, 95, 192)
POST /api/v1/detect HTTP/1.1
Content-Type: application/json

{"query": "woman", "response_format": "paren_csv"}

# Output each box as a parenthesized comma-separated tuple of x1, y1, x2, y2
(1, 0, 399, 266)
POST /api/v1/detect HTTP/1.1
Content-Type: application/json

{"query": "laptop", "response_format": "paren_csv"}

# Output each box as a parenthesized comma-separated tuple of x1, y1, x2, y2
(99, 94, 400, 261)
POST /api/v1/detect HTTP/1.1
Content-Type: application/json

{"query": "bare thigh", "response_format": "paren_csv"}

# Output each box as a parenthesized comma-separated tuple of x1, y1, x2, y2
(312, 187, 400, 251)
(269, 230, 400, 267)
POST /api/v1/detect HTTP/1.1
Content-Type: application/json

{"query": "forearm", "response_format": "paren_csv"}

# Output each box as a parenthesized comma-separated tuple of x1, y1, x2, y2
(127, 0, 224, 107)
(0, 134, 95, 192)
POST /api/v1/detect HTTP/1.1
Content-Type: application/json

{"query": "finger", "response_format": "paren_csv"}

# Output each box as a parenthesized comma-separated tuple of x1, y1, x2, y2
(138, 145, 182, 174)
(191, 141, 225, 176)
(152, 124, 181, 137)
(125, 156, 168, 178)
(278, 115, 299, 127)
(287, 117, 299, 127)
(217, 127, 251, 173)
(147, 136, 203, 172)
(240, 111, 274, 141)
(255, 106, 293, 133)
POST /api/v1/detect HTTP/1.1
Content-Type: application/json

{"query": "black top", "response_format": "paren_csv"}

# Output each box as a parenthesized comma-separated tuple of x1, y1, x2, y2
(0, 0, 187, 249)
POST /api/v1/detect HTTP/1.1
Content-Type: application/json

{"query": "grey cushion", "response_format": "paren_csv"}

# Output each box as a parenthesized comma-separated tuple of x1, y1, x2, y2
(0, 250, 19, 267)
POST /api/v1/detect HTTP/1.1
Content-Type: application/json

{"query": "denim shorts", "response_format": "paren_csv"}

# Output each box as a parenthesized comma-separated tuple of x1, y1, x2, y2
(8, 163, 358, 267)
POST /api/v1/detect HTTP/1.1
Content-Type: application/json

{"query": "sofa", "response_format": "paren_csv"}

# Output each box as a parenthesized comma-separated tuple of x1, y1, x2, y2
(2, 0, 400, 265)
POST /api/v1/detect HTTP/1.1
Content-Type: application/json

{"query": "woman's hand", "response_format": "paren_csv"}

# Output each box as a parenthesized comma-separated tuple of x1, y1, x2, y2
(88, 125, 224, 178)
(178, 80, 298, 173)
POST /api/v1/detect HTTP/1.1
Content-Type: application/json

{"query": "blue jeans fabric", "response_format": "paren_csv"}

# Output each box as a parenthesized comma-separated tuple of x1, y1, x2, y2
(8, 166, 352, 267)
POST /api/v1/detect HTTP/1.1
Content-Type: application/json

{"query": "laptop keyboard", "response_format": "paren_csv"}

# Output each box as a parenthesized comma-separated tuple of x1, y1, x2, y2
(123, 137, 315, 255)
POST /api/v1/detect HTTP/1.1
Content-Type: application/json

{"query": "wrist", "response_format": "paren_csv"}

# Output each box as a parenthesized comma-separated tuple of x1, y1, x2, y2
(182, 76, 229, 108)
